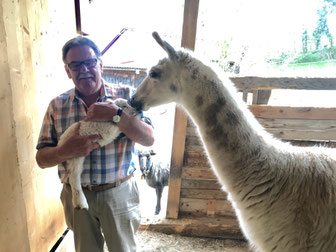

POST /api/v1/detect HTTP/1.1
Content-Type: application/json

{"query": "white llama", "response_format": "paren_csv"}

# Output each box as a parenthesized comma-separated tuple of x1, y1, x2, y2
(59, 98, 139, 210)
(131, 32, 336, 252)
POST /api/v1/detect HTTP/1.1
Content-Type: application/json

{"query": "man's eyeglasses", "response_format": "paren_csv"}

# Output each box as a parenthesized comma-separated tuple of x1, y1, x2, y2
(67, 58, 98, 71)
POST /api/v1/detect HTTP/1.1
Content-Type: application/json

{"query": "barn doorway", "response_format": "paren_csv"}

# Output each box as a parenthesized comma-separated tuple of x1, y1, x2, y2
(135, 103, 176, 222)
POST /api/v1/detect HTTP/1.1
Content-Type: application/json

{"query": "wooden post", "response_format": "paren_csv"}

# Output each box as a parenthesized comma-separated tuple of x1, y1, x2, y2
(166, 0, 200, 219)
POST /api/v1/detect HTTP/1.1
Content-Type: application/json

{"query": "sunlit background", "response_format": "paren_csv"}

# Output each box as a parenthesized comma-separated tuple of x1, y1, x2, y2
(80, 0, 336, 78)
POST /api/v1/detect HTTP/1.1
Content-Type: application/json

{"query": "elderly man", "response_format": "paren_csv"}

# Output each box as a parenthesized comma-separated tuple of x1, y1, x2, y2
(36, 36, 154, 252)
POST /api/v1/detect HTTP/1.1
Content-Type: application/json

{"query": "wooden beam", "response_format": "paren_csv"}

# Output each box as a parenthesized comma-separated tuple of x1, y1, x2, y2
(231, 77, 336, 90)
(180, 0, 200, 51)
(74, 0, 88, 35)
(249, 105, 336, 120)
(182, 167, 216, 180)
(74, 0, 81, 34)
(166, 0, 199, 219)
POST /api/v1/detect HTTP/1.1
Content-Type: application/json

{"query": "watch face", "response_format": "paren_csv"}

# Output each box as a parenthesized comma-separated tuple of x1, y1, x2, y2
(113, 115, 121, 123)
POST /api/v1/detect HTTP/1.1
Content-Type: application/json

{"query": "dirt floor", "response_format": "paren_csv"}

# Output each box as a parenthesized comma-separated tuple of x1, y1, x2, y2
(136, 229, 250, 252)
(63, 228, 249, 252)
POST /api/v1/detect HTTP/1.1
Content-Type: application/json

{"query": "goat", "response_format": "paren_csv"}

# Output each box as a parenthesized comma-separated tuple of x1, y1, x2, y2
(137, 150, 169, 215)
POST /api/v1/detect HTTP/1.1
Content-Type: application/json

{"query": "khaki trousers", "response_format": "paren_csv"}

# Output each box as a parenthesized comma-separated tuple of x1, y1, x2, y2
(60, 177, 141, 252)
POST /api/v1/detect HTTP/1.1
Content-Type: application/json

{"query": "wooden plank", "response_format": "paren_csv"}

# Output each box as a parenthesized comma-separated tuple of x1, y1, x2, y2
(185, 135, 203, 147)
(184, 151, 210, 167)
(288, 140, 336, 147)
(242, 90, 249, 102)
(252, 90, 272, 105)
(258, 118, 336, 141)
(186, 125, 199, 136)
(249, 105, 336, 120)
(166, 107, 187, 219)
(180, 0, 200, 51)
(181, 188, 228, 200)
(181, 178, 222, 190)
(207, 200, 216, 217)
(185, 143, 204, 153)
(182, 167, 216, 180)
(180, 198, 236, 217)
(166, 0, 199, 219)
(231, 76, 336, 90)
(258, 118, 336, 130)
(266, 128, 336, 141)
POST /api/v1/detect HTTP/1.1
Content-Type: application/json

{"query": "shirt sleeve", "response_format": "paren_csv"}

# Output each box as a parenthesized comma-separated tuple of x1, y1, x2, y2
(36, 101, 58, 149)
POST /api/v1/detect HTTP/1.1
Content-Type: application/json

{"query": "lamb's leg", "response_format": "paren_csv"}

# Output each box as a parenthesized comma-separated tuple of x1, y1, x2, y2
(155, 187, 163, 215)
(68, 157, 88, 209)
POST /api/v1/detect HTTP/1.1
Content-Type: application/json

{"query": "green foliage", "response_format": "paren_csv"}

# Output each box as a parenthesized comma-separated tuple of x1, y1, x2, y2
(324, 0, 336, 8)
(291, 46, 336, 64)
(313, 6, 333, 49)
(267, 53, 290, 66)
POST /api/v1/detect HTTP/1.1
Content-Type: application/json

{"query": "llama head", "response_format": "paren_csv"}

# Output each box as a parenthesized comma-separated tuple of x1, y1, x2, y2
(114, 98, 139, 117)
(131, 32, 183, 111)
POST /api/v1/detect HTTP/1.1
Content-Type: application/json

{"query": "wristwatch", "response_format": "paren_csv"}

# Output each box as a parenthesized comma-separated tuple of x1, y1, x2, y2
(113, 107, 123, 123)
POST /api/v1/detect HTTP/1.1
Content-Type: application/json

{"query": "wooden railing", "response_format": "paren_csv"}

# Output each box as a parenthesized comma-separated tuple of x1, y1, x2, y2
(231, 77, 336, 142)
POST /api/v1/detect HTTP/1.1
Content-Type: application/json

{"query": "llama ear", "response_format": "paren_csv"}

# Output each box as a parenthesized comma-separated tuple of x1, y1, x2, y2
(152, 31, 178, 62)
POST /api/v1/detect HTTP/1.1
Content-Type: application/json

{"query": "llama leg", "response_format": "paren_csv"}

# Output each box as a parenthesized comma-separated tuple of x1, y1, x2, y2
(69, 157, 88, 209)
(155, 187, 163, 215)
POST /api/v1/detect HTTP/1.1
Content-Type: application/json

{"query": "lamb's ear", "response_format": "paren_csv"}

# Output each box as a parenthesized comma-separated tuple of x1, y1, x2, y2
(152, 31, 178, 62)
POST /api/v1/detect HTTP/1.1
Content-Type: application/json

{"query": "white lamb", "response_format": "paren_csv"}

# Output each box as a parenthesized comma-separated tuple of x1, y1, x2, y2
(59, 98, 139, 210)
(131, 32, 336, 252)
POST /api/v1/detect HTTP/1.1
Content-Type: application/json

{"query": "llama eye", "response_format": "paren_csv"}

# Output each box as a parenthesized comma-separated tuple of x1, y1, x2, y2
(149, 71, 160, 78)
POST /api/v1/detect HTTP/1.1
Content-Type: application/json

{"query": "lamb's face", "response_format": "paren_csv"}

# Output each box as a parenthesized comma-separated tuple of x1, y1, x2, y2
(114, 98, 139, 117)
(131, 58, 180, 111)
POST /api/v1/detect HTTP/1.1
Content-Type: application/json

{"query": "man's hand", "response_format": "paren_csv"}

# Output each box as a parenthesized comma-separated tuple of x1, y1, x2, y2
(85, 102, 119, 122)
(35, 123, 102, 169)
(58, 123, 101, 159)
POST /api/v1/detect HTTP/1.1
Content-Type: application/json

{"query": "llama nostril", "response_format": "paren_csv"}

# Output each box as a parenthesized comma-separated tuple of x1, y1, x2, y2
(130, 97, 143, 111)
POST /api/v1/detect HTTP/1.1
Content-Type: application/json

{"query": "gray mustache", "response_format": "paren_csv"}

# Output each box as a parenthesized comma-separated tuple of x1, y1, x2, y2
(78, 73, 94, 80)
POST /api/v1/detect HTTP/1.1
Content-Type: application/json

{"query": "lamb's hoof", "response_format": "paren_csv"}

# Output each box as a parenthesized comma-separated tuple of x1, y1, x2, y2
(74, 202, 89, 210)
(155, 209, 161, 215)
(72, 198, 89, 210)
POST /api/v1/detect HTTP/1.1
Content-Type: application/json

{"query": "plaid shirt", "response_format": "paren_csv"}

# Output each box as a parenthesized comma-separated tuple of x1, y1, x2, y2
(36, 81, 150, 185)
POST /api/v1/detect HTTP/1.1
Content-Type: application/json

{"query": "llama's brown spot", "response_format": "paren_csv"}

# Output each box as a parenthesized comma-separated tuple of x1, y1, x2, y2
(170, 83, 178, 93)
(226, 111, 240, 126)
(192, 68, 199, 80)
(195, 95, 203, 107)
(209, 124, 224, 136)
(230, 141, 240, 152)
(216, 131, 229, 149)
(251, 146, 261, 157)
(205, 122, 229, 149)
(217, 97, 226, 107)
(204, 104, 219, 122)
(204, 98, 226, 122)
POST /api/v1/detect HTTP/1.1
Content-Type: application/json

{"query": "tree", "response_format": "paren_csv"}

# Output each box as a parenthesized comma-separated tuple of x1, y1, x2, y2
(302, 29, 308, 53)
(313, 6, 333, 49)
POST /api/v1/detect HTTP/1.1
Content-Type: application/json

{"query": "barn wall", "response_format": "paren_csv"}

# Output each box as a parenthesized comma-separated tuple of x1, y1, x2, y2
(0, 1, 77, 251)
(102, 68, 147, 88)
(179, 118, 236, 218)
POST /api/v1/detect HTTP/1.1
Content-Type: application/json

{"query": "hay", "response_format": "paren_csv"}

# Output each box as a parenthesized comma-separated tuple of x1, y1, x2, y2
(136, 230, 250, 252)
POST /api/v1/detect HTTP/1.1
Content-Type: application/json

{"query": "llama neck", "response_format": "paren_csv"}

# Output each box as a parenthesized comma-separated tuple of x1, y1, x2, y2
(179, 66, 272, 171)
